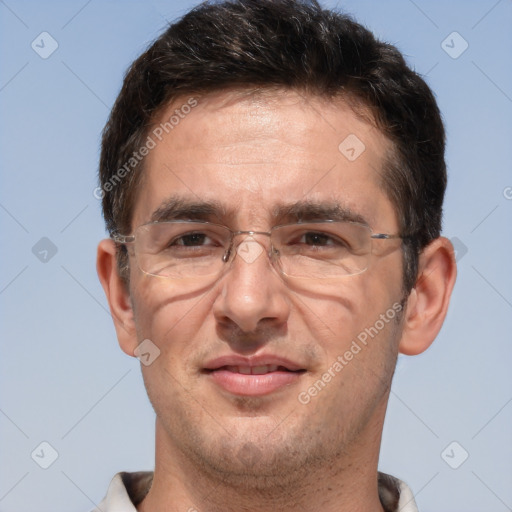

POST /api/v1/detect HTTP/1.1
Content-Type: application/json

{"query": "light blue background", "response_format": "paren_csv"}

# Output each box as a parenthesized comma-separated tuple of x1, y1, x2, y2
(1, 1, 511, 511)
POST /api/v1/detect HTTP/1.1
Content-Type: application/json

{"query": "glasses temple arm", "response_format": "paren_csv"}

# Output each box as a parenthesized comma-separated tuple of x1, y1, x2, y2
(112, 234, 135, 244)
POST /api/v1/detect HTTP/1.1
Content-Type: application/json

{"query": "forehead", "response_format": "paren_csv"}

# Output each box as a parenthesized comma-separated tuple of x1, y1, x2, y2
(131, 89, 396, 230)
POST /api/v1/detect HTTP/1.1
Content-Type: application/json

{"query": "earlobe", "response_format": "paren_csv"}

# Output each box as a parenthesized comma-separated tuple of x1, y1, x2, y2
(399, 237, 457, 356)
(96, 239, 139, 357)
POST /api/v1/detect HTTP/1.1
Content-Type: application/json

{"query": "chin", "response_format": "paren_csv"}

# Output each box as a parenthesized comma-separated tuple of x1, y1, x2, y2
(178, 421, 340, 489)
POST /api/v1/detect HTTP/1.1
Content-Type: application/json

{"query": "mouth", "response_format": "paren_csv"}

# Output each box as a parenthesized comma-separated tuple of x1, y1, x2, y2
(217, 364, 299, 375)
(203, 357, 306, 396)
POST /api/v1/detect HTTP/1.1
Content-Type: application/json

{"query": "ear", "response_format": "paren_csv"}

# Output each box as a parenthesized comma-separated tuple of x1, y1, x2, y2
(399, 236, 457, 355)
(96, 239, 139, 357)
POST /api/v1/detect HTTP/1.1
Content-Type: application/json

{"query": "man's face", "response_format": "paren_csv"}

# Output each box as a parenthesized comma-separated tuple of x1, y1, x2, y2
(126, 90, 405, 480)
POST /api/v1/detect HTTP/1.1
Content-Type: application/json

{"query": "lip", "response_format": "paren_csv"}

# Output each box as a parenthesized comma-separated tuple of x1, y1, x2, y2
(203, 354, 306, 396)
(204, 354, 305, 372)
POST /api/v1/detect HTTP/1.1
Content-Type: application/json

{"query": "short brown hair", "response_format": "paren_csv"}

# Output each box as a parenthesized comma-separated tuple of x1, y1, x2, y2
(99, 0, 446, 293)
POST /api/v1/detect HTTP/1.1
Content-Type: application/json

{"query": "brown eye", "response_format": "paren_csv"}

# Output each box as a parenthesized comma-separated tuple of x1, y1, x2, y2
(302, 232, 334, 246)
(173, 233, 209, 246)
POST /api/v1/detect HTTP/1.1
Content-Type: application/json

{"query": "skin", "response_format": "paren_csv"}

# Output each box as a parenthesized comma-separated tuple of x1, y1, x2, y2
(97, 89, 457, 512)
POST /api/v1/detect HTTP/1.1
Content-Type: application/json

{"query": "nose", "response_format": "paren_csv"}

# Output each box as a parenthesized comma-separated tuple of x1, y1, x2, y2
(212, 233, 290, 335)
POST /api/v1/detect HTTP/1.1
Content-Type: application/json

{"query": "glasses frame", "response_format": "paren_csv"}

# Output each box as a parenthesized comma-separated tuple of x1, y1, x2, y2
(112, 219, 403, 279)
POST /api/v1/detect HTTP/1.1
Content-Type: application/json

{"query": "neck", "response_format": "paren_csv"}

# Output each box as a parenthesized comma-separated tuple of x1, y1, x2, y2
(138, 405, 387, 512)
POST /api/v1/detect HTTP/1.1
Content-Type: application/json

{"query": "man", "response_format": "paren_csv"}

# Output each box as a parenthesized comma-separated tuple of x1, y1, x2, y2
(95, 0, 456, 510)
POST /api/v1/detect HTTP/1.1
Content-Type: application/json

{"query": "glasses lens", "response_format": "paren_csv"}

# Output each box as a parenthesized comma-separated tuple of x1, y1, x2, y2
(135, 222, 231, 278)
(131, 221, 372, 281)
(273, 222, 371, 278)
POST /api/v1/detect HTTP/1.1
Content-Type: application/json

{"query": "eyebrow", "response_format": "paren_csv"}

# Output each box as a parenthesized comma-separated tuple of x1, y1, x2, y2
(150, 197, 228, 223)
(272, 200, 368, 225)
(149, 195, 368, 226)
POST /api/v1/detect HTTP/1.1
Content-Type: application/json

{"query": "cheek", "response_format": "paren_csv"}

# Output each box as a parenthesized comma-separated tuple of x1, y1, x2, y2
(130, 277, 208, 348)
(292, 272, 403, 377)
(293, 277, 390, 342)
(131, 283, 232, 384)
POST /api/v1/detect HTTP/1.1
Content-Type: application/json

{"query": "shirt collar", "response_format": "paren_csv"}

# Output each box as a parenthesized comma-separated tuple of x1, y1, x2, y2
(93, 471, 418, 512)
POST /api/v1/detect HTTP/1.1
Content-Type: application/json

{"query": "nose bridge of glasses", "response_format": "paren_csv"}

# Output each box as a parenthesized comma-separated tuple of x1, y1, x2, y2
(223, 230, 275, 265)
(233, 230, 271, 243)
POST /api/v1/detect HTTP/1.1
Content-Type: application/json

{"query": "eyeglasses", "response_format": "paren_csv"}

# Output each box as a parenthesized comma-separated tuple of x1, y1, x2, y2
(113, 220, 402, 283)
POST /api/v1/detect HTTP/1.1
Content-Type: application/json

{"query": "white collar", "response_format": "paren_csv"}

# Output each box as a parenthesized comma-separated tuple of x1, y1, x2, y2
(93, 471, 419, 512)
